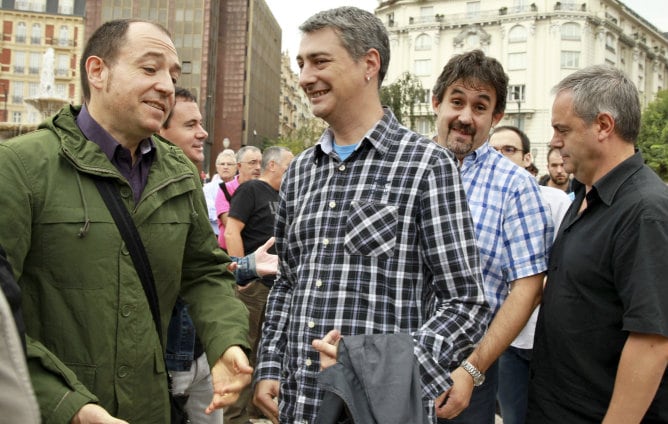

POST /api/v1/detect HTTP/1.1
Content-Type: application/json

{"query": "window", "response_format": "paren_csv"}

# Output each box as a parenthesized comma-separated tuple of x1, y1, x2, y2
(28, 82, 39, 98)
(31, 23, 41, 45)
(467, 1, 481, 19)
(419, 6, 434, 23)
(508, 52, 527, 70)
(561, 23, 581, 41)
(56, 54, 70, 77)
(58, 0, 74, 14)
(29, 52, 41, 75)
(58, 26, 70, 46)
(12, 111, 23, 124)
(414, 59, 431, 76)
(16, 22, 27, 43)
(13, 51, 26, 74)
(415, 34, 431, 51)
(605, 33, 616, 53)
(561, 51, 580, 68)
(508, 25, 527, 43)
(507, 84, 526, 102)
(512, 0, 529, 13)
(56, 83, 68, 99)
(416, 118, 433, 136)
(12, 81, 24, 104)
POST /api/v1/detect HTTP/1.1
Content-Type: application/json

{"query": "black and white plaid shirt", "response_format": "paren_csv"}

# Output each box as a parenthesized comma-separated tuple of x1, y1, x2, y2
(255, 109, 490, 423)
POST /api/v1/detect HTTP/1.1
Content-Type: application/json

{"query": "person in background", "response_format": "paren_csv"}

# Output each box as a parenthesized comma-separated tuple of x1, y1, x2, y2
(159, 87, 222, 424)
(528, 65, 668, 423)
(488, 125, 570, 424)
(204, 149, 237, 236)
(0, 19, 251, 423)
(432, 50, 553, 424)
(253, 7, 489, 423)
(215, 146, 262, 251)
(0, 245, 40, 424)
(223, 146, 293, 424)
(540, 147, 575, 199)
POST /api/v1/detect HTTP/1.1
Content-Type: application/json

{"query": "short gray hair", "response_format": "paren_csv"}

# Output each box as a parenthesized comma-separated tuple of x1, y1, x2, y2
(552, 65, 640, 143)
(300, 6, 390, 87)
(236, 145, 261, 162)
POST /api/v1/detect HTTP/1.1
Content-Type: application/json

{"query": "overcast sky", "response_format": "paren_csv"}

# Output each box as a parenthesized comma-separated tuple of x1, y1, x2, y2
(265, 0, 668, 69)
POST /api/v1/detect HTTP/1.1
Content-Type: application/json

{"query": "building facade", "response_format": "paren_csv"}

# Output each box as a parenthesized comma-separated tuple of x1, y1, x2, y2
(279, 51, 317, 137)
(375, 0, 668, 173)
(0, 0, 84, 135)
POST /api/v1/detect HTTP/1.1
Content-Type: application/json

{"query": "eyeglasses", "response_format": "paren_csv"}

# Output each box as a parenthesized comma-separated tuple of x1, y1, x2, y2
(216, 162, 236, 167)
(493, 145, 522, 156)
(239, 160, 261, 166)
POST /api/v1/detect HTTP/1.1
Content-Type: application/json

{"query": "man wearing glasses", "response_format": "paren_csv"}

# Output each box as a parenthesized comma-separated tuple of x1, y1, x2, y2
(215, 146, 262, 250)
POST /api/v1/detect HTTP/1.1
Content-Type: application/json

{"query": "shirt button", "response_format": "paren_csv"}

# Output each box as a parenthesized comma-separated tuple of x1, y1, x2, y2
(315, 279, 323, 288)
(117, 366, 129, 378)
(308, 321, 315, 328)
(338, 164, 346, 171)
(322, 238, 330, 246)
(329, 201, 336, 208)
(305, 358, 312, 367)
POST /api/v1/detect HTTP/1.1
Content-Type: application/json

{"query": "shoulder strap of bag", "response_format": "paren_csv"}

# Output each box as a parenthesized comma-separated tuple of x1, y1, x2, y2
(93, 178, 163, 345)
(219, 181, 233, 202)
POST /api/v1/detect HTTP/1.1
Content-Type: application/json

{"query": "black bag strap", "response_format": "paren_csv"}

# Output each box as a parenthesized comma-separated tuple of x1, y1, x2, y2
(219, 181, 232, 202)
(93, 178, 163, 345)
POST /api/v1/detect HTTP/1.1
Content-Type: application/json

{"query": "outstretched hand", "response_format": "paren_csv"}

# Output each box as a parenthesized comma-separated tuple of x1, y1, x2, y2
(253, 237, 278, 277)
(205, 346, 253, 414)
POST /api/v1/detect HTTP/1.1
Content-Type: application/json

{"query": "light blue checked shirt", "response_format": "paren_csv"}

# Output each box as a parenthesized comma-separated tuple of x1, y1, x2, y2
(255, 109, 490, 423)
(459, 143, 553, 315)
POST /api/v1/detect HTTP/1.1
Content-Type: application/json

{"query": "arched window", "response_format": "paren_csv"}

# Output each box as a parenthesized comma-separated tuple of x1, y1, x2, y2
(415, 34, 431, 51)
(59, 26, 69, 46)
(16, 22, 27, 43)
(561, 22, 581, 41)
(508, 25, 527, 43)
(31, 23, 41, 45)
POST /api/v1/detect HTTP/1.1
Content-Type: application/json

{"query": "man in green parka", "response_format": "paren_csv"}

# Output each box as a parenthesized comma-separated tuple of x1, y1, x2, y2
(0, 19, 252, 424)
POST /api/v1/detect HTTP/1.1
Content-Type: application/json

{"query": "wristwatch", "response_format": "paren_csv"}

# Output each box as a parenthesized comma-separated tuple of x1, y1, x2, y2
(461, 360, 485, 386)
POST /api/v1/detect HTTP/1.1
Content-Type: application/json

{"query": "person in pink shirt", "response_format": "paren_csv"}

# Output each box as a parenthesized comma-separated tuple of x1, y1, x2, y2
(215, 146, 262, 250)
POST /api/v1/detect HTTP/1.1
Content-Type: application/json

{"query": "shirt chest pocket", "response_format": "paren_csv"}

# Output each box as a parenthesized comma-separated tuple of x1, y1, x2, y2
(344, 201, 398, 258)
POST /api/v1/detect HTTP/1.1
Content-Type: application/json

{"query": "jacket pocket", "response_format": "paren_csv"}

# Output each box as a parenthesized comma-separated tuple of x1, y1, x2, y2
(344, 201, 397, 258)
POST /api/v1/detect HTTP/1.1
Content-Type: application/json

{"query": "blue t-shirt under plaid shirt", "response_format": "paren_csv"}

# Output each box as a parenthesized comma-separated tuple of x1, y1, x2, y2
(459, 143, 553, 315)
(255, 108, 491, 423)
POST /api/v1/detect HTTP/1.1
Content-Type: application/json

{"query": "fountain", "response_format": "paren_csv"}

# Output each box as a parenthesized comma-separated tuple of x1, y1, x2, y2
(0, 48, 70, 140)
(24, 48, 69, 121)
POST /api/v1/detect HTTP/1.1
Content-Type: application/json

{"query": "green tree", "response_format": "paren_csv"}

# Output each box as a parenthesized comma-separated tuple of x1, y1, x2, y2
(264, 118, 327, 155)
(380, 71, 430, 129)
(638, 90, 668, 181)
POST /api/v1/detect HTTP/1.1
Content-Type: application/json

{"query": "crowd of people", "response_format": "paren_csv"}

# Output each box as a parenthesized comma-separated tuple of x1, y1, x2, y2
(0, 6, 667, 424)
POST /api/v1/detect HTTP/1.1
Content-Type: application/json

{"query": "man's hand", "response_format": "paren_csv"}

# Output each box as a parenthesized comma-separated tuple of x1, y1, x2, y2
(253, 379, 280, 424)
(253, 237, 278, 277)
(205, 346, 253, 414)
(70, 404, 129, 424)
(435, 366, 474, 419)
(312, 329, 341, 370)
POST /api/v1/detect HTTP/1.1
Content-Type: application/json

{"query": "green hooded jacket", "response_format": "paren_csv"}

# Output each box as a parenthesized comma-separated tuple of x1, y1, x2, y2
(0, 105, 250, 423)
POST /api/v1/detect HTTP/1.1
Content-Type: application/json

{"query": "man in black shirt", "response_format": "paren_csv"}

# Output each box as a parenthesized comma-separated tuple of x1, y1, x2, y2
(223, 146, 293, 424)
(528, 65, 668, 423)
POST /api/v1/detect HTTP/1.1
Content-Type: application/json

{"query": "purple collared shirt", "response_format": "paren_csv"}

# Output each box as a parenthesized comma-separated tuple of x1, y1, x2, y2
(76, 105, 155, 204)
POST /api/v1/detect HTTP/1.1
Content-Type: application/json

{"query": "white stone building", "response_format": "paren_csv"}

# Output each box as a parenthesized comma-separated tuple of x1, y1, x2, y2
(375, 0, 668, 173)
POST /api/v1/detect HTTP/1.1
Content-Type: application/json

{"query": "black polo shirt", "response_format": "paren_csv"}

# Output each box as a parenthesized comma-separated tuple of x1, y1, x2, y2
(528, 152, 668, 423)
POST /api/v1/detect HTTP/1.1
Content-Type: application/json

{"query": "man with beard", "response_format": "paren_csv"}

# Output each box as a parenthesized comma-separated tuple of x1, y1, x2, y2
(541, 147, 575, 198)
(432, 50, 553, 424)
